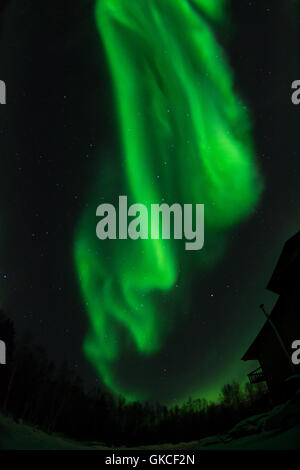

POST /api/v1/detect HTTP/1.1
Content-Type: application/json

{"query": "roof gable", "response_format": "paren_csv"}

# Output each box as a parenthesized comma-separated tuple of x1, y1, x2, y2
(267, 231, 300, 294)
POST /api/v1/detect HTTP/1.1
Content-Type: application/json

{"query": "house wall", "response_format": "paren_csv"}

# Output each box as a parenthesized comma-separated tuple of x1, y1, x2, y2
(257, 324, 291, 393)
(258, 283, 300, 394)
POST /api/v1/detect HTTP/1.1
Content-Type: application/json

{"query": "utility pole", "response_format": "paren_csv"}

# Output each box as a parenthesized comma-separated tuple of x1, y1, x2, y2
(260, 304, 294, 373)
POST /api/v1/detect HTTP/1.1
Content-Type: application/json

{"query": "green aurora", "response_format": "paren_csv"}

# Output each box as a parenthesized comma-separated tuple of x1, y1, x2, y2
(74, 0, 262, 401)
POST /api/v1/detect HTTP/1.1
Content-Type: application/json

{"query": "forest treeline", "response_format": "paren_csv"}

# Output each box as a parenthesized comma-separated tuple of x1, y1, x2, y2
(0, 310, 270, 446)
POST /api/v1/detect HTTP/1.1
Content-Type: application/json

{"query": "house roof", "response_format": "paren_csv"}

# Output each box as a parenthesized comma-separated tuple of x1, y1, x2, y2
(242, 231, 300, 361)
(267, 231, 300, 295)
(241, 300, 282, 361)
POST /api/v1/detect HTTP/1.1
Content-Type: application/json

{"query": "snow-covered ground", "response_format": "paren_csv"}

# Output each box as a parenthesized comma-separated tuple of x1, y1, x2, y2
(0, 413, 109, 450)
(1, 389, 300, 450)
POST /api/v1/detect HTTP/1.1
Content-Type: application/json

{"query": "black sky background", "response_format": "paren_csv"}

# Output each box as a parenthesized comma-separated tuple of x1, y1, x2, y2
(0, 0, 299, 403)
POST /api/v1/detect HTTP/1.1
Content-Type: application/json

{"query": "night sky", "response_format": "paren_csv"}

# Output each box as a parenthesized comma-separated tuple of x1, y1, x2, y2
(0, 0, 299, 404)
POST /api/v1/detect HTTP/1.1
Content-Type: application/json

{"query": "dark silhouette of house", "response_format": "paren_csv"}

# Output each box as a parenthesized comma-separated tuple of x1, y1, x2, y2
(242, 231, 300, 396)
